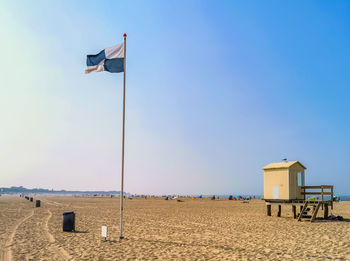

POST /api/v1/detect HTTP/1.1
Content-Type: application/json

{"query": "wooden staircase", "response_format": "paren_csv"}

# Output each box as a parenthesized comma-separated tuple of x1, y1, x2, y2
(298, 201, 322, 222)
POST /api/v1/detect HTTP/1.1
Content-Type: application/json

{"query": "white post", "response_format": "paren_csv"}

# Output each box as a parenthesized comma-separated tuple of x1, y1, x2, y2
(120, 33, 127, 239)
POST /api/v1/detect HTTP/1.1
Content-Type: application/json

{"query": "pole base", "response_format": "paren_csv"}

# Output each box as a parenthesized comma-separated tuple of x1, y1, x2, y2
(119, 236, 124, 239)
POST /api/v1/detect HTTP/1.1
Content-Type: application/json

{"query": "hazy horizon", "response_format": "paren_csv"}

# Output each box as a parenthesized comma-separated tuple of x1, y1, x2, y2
(1, 1, 350, 195)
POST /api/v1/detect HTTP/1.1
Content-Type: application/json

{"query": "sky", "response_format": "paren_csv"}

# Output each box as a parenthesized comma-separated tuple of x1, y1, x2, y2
(0, 1, 350, 195)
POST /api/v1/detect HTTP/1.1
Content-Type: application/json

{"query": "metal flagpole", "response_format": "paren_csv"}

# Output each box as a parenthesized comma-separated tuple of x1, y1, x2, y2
(120, 33, 127, 239)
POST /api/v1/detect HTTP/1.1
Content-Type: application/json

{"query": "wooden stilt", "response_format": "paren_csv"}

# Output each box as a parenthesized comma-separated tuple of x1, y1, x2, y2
(292, 205, 296, 219)
(267, 204, 271, 216)
(324, 204, 329, 219)
(277, 205, 281, 217)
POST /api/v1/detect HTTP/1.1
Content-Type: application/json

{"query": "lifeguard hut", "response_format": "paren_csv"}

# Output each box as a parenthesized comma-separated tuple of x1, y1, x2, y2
(262, 161, 334, 222)
(262, 161, 306, 200)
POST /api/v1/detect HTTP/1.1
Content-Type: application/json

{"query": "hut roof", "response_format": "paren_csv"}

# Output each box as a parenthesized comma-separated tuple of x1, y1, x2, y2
(262, 161, 306, 170)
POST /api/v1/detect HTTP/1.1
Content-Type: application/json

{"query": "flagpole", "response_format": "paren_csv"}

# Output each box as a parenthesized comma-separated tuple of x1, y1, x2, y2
(120, 33, 127, 239)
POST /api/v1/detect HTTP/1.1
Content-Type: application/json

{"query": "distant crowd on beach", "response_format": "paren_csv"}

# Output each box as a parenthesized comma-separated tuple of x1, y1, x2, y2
(67, 194, 259, 201)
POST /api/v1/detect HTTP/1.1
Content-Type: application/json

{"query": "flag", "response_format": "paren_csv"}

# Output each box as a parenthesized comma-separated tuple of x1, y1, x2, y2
(85, 43, 124, 74)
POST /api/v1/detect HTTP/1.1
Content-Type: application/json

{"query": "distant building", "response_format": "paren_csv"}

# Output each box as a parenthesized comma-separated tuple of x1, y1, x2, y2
(262, 161, 306, 200)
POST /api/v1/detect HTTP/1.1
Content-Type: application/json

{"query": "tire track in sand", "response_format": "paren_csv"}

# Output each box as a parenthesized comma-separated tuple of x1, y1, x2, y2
(1, 209, 34, 261)
(40, 199, 67, 207)
(44, 209, 74, 260)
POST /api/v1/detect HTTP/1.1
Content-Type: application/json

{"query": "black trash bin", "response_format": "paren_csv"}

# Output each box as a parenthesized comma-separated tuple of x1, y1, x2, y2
(30, 197, 33, 202)
(63, 212, 75, 232)
(35, 200, 40, 207)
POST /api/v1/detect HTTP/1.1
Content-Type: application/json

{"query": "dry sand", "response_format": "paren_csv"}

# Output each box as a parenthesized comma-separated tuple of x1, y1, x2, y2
(1, 195, 350, 260)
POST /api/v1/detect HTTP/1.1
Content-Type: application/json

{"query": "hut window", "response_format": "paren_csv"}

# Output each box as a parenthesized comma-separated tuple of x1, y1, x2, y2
(297, 172, 303, 186)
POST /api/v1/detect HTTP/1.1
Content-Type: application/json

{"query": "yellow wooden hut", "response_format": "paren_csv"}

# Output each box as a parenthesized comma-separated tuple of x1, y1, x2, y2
(262, 161, 306, 200)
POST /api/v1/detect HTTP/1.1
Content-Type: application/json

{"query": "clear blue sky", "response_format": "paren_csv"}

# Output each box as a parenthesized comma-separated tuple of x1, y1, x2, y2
(1, 1, 349, 195)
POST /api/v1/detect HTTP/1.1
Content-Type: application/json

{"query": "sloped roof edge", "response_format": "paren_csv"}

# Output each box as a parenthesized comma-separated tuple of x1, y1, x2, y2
(262, 161, 307, 171)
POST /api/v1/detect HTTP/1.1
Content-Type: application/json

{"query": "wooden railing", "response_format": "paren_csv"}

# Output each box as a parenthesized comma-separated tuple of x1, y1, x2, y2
(301, 185, 334, 208)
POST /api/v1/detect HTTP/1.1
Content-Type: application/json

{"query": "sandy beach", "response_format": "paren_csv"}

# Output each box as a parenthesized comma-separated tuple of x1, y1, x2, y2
(1, 195, 350, 260)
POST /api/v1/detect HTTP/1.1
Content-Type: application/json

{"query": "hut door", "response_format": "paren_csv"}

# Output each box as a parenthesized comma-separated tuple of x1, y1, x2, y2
(273, 186, 279, 199)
